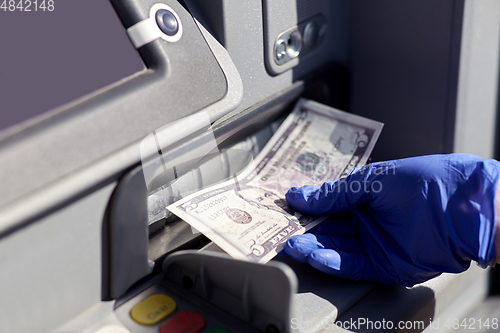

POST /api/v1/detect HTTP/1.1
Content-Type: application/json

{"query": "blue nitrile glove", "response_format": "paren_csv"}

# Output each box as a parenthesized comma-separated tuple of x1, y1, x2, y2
(285, 154, 500, 286)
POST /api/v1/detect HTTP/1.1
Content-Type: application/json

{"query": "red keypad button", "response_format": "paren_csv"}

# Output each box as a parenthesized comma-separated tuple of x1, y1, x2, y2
(159, 311, 206, 333)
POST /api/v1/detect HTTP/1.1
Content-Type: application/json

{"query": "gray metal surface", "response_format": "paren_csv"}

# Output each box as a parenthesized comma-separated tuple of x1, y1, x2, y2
(349, 0, 465, 161)
(197, 0, 350, 126)
(454, 0, 500, 159)
(108, 168, 149, 300)
(275, 257, 375, 323)
(0, 0, 228, 217)
(423, 267, 490, 333)
(453, 296, 500, 333)
(336, 265, 489, 333)
(163, 250, 298, 333)
(262, 0, 330, 75)
(0, 183, 115, 333)
(200, 244, 376, 329)
(0, 0, 245, 238)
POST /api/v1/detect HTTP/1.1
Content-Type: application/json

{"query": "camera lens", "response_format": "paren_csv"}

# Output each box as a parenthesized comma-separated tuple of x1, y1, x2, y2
(275, 39, 287, 62)
(155, 9, 179, 36)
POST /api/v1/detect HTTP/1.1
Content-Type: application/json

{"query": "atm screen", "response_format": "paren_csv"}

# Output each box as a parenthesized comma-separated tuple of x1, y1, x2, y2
(0, 0, 145, 134)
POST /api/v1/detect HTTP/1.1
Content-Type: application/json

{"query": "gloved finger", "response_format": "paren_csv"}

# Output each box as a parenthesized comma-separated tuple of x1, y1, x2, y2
(286, 167, 374, 215)
(308, 249, 380, 282)
(285, 234, 323, 263)
(314, 234, 365, 254)
(285, 233, 365, 264)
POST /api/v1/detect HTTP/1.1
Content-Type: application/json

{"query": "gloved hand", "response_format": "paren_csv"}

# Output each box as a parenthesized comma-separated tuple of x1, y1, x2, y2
(285, 154, 500, 286)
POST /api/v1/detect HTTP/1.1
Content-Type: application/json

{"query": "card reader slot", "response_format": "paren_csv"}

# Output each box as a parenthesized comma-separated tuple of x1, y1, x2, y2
(147, 119, 285, 263)
(146, 123, 280, 233)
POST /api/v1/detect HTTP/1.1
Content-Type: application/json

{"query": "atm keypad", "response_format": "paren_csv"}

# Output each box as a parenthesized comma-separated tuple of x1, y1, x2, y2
(106, 285, 240, 333)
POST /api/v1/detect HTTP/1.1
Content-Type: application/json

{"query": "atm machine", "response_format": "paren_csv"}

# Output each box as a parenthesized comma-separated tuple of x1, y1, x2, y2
(0, 0, 499, 332)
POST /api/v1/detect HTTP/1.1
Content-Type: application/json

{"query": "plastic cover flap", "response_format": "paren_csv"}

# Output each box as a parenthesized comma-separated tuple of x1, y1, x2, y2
(162, 250, 298, 333)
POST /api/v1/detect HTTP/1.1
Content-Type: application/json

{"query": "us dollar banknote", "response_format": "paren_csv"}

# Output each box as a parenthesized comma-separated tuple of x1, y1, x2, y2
(167, 99, 383, 263)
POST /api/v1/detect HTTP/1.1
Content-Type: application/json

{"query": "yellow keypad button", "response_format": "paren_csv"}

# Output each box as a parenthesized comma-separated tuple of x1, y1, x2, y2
(130, 294, 177, 325)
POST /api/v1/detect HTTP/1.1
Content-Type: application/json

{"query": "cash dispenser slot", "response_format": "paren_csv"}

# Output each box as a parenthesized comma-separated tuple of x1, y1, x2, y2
(103, 88, 381, 333)
(102, 88, 463, 333)
(105, 81, 304, 300)
(103, 85, 308, 333)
